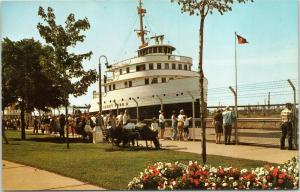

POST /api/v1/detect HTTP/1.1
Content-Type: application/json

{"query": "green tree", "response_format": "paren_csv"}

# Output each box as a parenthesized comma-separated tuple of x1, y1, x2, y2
(2, 38, 64, 139)
(171, 0, 252, 163)
(37, 7, 98, 148)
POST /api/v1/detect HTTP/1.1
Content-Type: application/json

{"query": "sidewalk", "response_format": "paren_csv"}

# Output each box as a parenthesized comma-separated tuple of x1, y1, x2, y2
(159, 139, 298, 164)
(2, 160, 105, 190)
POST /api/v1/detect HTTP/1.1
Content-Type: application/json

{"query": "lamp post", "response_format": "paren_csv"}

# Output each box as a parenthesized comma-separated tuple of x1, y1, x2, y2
(99, 55, 109, 114)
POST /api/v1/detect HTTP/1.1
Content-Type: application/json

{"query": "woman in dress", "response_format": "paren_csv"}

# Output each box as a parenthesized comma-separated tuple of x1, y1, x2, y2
(213, 109, 223, 144)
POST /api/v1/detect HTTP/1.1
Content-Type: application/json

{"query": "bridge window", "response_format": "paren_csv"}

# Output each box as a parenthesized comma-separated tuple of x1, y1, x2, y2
(126, 67, 130, 73)
(151, 78, 158, 84)
(153, 47, 157, 53)
(129, 81, 132, 87)
(149, 48, 153, 54)
(184, 64, 187, 70)
(162, 77, 166, 83)
(189, 65, 191, 71)
(113, 84, 116, 90)
(119, 69, 122, 75)
(165, 63, 169, 69)
(172, 63, 176, 69)
(124, 81, 128, 88)
(158, 47, 162, 53)
(178, 64, 182, 70)
(136, 64, 145, 71)
(157, 63, 161, 69)
(145, 78, 149, 85)
(149, 63, 154, 70)
(109, 85, 111, 91)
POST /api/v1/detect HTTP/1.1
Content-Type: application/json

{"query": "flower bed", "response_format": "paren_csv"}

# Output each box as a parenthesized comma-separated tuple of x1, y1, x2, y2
(128, 157, 299, 190)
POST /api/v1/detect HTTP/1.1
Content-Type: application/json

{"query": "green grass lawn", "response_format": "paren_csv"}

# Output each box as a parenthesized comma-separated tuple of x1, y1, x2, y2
(3, 130, 278, 190)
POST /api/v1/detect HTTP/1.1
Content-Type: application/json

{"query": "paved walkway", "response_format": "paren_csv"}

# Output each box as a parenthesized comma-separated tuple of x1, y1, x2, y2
(2, 160, 105, 190)
(159, 139, 298, 164)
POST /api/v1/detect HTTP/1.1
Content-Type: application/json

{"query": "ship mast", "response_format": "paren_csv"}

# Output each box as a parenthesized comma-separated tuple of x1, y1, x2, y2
(135, 0, 148, 49)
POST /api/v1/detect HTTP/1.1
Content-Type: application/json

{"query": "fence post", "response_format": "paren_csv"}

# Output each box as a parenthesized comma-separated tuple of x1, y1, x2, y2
(130, 98, 139, 122)
(154, 95, 163, 110)
(113, 100, 119, 115)
(187, 91, 196, 141)
(287, 79, 297, 149)
(229, 86, 238, 144)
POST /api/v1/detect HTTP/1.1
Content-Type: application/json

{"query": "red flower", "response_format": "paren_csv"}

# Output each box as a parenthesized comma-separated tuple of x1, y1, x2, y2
(278, 172, 286, 179)
(194, 179, 200, 186)
(189, 171, 195, 176)
(195, 170, 202, 176)
(182, 174, 187, 182)
(273, 168, 279, 177)
(203, 170, 209, 176)
(153, 169, 159, 176)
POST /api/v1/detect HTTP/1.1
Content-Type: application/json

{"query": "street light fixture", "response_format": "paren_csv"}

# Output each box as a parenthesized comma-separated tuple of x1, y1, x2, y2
(98, 55, 110, 114)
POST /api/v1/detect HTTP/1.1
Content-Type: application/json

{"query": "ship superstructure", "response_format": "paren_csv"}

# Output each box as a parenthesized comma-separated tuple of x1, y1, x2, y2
(90, 0, 207, 119)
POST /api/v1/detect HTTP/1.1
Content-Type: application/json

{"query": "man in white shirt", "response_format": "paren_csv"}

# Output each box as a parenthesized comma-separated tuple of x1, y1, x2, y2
(159, 110, 165, 140)
(280, 103, 294, 150)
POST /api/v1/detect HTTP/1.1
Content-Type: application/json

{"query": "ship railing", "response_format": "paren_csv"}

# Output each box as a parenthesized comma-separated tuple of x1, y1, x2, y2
(106, 54, 192, 71)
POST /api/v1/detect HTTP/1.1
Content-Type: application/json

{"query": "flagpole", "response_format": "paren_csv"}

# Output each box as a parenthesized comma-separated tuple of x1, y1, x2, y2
(234, 32, 238, 145)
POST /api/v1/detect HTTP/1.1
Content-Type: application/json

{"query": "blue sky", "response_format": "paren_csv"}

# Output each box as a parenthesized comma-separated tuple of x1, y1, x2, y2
(1, 0, 298, 106)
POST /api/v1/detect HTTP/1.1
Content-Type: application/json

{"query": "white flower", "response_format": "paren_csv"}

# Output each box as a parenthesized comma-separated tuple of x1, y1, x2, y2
(233, 181, 238, 187)
(212, 183, 216, 187)
(189, 161, 193, 165)
(246, 181, 250, 188)
(268, 182, 272, 187)
(205, 183, 209, 187)
(229, 177, 234, 181)
(172, 181, 176, 186)
(241, 169, 248, 174)
(222, 183, 228, 187)
(263, 178, 267, 184)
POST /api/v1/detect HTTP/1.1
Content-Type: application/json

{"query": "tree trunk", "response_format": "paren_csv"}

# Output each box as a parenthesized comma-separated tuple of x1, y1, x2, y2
(20, 103, 26, 140)
(199, 15, 206, 164)
(66, 104, 69, 149)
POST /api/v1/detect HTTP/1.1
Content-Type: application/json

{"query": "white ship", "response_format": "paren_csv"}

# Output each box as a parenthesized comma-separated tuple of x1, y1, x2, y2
(90, 0, 207, 119)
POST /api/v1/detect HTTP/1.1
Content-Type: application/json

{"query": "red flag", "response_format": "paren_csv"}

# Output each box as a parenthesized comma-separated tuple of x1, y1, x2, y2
(236, 34, 248, 44)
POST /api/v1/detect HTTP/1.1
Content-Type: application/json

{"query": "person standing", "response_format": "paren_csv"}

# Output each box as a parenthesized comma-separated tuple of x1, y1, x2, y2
(177, 109, 185, 141)
(2, 118, 9, 144)
(280, 103, 294, 150)
(33, 117, 39, 134)
(59, 114, 66, 138)
(183, 116, 192, 141)
(158, 110, 165, 140)
(123, 109, 130, 125)
(222, 107, 235, 145)
(171, 110, 178, 141)
(116, 111, 124, 129)
(213, 109, 223, 144)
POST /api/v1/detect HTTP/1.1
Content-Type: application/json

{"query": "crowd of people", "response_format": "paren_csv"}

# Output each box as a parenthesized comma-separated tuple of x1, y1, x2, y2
(3, 103, 295, 150)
